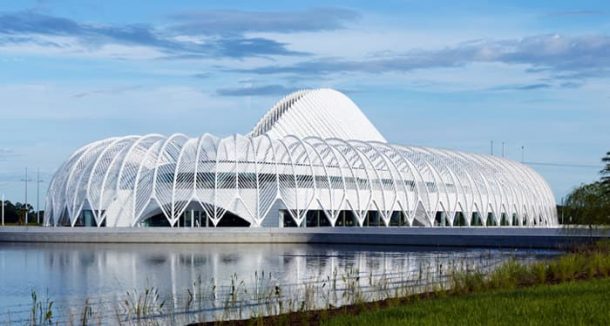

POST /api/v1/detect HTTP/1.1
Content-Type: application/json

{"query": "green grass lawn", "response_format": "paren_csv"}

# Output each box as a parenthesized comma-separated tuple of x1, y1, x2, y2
(323, 278, 610, 326)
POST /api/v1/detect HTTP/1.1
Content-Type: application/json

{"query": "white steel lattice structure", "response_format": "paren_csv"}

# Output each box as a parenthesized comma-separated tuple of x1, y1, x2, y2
(44, 89, 558, 227)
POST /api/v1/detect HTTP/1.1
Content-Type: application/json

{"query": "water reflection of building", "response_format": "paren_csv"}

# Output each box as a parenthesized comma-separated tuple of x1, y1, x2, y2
(45, 89, 557, 228)
(21, 243, 506, 303)
(1, 243, 556, 324)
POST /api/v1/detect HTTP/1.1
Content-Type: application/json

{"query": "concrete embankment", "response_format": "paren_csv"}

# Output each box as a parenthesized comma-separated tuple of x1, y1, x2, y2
(0, 227, 608, 249)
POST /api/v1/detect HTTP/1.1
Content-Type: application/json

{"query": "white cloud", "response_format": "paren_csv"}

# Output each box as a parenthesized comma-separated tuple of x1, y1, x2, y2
(0, 84, 235, 120)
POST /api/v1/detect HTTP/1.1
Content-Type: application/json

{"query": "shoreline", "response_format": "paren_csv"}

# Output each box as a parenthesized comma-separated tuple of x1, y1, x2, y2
(1, 226, 607, 248)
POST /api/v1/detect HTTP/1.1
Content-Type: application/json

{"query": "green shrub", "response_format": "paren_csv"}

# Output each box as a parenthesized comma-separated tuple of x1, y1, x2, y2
(548, 254, 587, 282)
(451, 271, 485, 294)
(488, 259, 528, 290)
(529, 262, 548, 284)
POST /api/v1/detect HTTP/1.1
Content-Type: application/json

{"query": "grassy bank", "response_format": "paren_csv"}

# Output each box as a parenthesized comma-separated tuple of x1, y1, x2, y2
(203, 241, 610, 326)
(325, 278, 610, 325)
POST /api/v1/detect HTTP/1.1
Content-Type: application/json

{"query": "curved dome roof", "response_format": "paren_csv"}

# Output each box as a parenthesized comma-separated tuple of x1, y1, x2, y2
(249, 89, 387, 142)
(44, 88, 558, 228)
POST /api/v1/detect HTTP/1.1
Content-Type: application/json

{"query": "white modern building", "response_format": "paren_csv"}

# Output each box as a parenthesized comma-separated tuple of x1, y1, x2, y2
(44, 89, 558, 228)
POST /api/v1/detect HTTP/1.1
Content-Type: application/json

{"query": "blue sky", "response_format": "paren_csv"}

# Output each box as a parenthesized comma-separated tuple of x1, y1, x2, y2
(0, 0, 609, 207)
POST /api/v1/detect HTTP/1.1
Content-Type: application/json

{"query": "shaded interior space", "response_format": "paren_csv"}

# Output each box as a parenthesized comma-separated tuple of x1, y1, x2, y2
(471, 212, 484, 226)
(335, 210, 358, 227)
(140, 208, 250, 227)
(56, 208, 106, 227)
(215, 211, 251, 227)
(280, 210, 410, 227)
(434, 212, 450, 226)
(304, 210, 332, 227)
(453, 212, 467, 226)
(56, 208, 70, 226)
(140, 213, 171, 227)
(431, 211, 530, 227)
(363, 211, 382, 227)
(73, 210, 106, 227)
(65, 204, 546, 228)
(486, 213, 498, 226)
(176, 210, 212, 228)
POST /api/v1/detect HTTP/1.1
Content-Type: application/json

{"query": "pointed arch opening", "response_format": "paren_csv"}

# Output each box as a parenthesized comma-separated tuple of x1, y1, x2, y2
(486, 213, 498, 226)
(470, 212, 483, 226)
(389, 211, 409, 226)
(335, 210, 358, 227)
(500, 213, 510, 226)
(453, 212, 467, 227)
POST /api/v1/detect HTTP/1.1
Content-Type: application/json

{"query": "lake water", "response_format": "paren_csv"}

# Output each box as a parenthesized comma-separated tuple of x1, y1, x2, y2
(0, 243, 558, 323)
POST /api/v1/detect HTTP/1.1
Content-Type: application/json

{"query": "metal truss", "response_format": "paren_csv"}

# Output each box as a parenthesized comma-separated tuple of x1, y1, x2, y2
(44, 89, 557, 227)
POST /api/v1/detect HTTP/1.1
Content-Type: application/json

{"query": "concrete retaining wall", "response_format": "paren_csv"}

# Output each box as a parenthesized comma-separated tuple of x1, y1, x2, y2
(1, 227, 608, 249)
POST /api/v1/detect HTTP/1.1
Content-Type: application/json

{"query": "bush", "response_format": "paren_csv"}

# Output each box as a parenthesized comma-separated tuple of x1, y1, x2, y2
(451, 241, 610, 293)
(451, 272, 485, 294)
(529, 263, 547, 284)
(488, 260, 528, 290)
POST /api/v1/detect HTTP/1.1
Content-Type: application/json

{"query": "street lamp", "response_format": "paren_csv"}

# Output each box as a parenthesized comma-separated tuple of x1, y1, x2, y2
(21, 167, 32, 225)
(36, 169, 44, 225)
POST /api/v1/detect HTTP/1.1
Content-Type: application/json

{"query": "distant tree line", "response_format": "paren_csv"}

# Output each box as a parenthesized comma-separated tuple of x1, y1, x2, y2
(563, 151, 610, 225)
(0, 200, 43, 225)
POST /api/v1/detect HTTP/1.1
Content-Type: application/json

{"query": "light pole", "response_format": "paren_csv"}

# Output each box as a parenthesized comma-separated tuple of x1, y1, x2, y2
(21, 167, 32, 225)
(1, 193, 4, 226)
(36, 169, 44, 225)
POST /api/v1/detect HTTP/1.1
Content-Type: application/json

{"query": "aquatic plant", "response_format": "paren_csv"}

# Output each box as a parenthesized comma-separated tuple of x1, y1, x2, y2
(30, 290, 54, 326)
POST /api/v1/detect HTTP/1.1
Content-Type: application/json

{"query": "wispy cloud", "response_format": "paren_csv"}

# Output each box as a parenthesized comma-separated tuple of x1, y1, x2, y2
(238, 34, 610, 80)
(490, 83, 552, 91)
(216, 84, 297, 97)
(514, 83, 551, 90)
(0, 148, 18, 161)
(191, 73, 211, 79)
(0, 11, 308, 58)
(544, 10, 606, 17)
(169, 8, 360, 35)
(72, 85, 144, 98)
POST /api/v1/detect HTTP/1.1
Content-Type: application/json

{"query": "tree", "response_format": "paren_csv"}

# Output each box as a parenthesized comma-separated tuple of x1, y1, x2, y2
(0, 200, 20, 224)
(0, 200, 37, 224)
(564, 182, 610, 225)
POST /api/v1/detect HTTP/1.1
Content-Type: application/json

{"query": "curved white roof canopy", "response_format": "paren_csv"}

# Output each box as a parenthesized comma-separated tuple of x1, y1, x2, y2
(44, 133, 558, 227)
(44, 88, 558, 228)
(250, 89, 387, 142)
